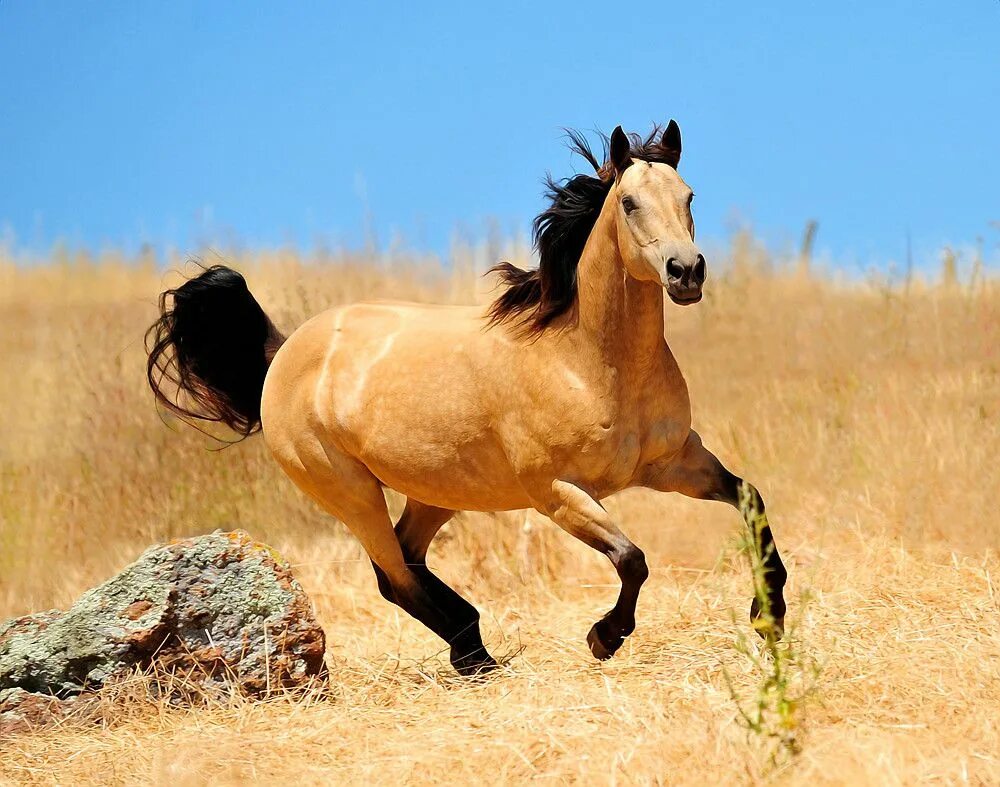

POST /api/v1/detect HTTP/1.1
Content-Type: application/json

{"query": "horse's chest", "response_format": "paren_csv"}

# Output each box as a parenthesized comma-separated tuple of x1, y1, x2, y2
(514, 359, 691, 494)
(567, 413, 687, 494)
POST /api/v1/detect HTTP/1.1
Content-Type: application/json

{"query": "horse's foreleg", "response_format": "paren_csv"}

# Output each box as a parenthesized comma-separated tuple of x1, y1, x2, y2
(543, 480, 649, 660)
(645, 430, 787, 637)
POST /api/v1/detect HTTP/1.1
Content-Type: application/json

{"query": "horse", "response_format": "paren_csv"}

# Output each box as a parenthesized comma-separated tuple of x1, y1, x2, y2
(146, 121, 788, 675)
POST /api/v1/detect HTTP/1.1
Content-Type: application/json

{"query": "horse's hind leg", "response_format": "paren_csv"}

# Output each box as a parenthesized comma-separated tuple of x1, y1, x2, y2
(394, 499, 454, 564)
(542, 480, 649, 661)
(289, 459, 497, 675)
(371, 499, 496, 675)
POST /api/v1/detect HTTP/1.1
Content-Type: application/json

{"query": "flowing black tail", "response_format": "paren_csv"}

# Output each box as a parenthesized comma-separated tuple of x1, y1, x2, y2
(145, 265, 285, 439)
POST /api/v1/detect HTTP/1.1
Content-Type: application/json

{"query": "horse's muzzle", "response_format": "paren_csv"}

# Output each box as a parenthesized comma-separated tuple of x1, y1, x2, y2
(665, 254, 706, 305)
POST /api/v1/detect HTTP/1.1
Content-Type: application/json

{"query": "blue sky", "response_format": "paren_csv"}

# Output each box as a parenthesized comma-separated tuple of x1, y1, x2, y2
(1, 2, 997, 269)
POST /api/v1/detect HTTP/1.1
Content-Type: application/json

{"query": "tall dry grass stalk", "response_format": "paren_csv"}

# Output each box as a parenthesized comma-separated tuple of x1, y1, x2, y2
(723, 486, 821, 771)
(0, 241, 998, 784)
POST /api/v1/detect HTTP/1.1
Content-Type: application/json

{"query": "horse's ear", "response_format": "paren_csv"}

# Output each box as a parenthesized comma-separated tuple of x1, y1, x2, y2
(610, 125, 632, 177)
(659, 119, 682, 168)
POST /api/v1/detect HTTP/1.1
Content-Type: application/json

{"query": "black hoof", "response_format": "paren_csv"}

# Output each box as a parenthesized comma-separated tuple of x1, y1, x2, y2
(587, 621, 625, 661)
(750, 597, 786, 640)
(451, 646, 500, 677)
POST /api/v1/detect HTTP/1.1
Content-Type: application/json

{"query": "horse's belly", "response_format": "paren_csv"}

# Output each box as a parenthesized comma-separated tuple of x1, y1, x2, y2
(360, 437, 531, 512)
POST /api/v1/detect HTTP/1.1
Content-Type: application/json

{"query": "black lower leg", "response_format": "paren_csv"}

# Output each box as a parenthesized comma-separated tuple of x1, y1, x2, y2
(372, 560, 396, 603)
(587, 543, 649, 660)
(371, 561, 496, 675)
(718, 470, 788, 636)
(411, 564, 496, 674)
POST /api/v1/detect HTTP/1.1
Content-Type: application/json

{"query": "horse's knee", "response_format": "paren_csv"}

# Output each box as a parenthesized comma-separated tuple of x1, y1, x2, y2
(616, 544, 649, 587)
(737, 478, 765, 513)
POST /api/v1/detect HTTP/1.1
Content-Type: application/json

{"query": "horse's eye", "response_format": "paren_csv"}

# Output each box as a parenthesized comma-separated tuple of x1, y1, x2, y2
(621, 196, 637, 214)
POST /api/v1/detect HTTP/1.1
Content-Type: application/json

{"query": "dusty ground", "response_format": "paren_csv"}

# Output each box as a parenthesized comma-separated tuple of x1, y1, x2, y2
(0, 248, 997, 785)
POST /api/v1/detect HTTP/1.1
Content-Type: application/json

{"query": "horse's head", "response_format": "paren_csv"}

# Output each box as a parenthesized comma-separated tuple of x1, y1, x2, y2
(609, 121, 705, 306)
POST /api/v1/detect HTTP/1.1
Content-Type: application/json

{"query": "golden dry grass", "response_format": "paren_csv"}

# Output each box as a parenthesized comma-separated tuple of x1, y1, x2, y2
(0, 246, 998, 785)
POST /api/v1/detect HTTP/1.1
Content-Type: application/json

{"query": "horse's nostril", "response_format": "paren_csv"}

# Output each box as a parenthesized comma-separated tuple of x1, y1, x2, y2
(693, 255, 706, 282)
(666, 258, 685, 280)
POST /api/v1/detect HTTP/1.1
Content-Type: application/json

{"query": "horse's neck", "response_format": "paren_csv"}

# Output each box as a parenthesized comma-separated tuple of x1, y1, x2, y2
(574, 202, 667, 375)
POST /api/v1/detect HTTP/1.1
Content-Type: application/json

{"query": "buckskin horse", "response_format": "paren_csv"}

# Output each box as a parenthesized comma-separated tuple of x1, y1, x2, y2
(146, 121, 788, 675)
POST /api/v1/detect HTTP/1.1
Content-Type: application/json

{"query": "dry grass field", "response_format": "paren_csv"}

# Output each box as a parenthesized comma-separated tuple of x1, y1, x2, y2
(0, 243, 998, 785)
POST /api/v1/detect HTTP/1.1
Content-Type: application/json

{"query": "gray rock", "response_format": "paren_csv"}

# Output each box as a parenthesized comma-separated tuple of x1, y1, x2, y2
(0, 531, 327, 703)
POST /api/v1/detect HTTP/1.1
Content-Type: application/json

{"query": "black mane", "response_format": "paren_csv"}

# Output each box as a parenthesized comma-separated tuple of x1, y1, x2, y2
(487, 125, 678, 336)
